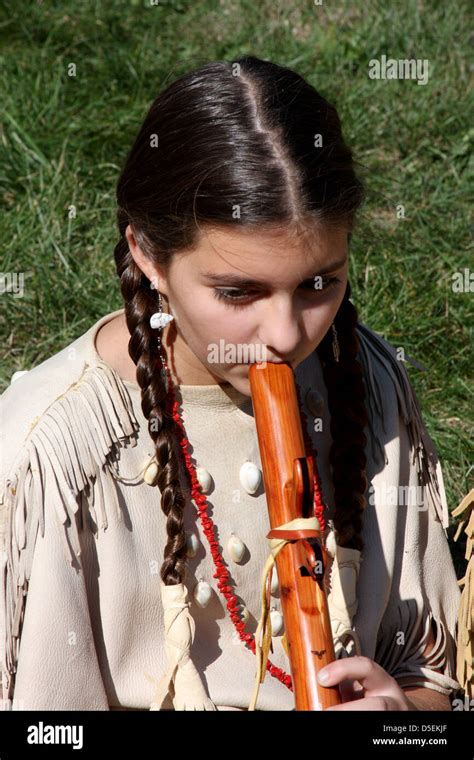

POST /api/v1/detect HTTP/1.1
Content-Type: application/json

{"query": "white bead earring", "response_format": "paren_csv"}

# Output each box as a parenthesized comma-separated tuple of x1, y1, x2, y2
(149, 290, 175, 384)
(150, 290, 175, 330)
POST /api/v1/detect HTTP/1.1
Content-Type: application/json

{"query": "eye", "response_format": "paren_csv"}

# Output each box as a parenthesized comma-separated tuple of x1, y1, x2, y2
(213, 276, 341, 309)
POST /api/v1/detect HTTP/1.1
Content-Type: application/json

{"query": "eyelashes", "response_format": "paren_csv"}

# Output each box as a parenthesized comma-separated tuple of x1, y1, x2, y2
(213, 276, 342, 309)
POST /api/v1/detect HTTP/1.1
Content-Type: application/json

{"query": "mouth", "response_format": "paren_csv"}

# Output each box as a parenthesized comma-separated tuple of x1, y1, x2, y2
(237, 359, 295, 367)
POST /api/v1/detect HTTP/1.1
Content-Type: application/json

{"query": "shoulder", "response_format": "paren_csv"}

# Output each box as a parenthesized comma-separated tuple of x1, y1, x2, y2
(0, 309, 127, 489)
(355, 322, 418, 414)
(0, 310, 140, 555)
(355, 321, 426, 434)
(355, 322, 449, 529)
(1, 340, 87, 482)
(1, 317, 95, 488)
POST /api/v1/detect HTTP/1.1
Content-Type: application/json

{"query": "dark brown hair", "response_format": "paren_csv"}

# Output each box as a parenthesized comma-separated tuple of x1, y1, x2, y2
(113, 56, 368, 587)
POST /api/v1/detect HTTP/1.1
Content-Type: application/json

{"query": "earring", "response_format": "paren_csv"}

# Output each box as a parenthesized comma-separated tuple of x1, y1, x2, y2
(150, 291, 175, 385)
(331, 323, 340, 363)
(150, 291, 174, 330)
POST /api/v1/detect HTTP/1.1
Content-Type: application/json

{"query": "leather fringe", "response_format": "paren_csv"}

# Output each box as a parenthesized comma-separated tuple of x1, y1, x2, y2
(356, 324, 450, 528)
(0, 362, 140, 705)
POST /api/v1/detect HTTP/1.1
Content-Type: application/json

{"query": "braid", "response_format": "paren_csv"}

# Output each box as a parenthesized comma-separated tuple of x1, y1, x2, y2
(316, 282, 369, 552)
(114, 233, 188, 586)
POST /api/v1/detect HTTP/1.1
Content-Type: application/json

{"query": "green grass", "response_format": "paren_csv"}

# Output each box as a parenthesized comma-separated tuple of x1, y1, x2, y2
(0, 0, 472, 574)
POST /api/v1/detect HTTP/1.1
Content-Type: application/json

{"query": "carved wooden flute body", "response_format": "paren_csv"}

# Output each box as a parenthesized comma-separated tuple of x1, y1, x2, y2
(249, 360, 341, 710)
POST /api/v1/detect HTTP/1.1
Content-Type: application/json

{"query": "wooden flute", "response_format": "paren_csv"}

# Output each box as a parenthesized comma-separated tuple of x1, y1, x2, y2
(248, 360, 341, 710)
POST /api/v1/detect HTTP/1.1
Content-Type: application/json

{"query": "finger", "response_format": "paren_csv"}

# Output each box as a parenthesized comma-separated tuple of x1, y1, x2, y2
(318, 656, 394, 692)
(326, 695, 400, 711)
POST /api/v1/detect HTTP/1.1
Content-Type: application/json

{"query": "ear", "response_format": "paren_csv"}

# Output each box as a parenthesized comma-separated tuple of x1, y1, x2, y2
(125, 224, 170, 297)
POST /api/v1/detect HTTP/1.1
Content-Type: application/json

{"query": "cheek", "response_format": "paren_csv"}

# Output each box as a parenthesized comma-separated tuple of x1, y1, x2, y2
(171, 291, 218, 333)
(301, 286, 347, 351)
(199, 296, 252, 338)
(173, 293, 251, 361)
(205, 311, 255, 364)
(305, 298, 341, 336)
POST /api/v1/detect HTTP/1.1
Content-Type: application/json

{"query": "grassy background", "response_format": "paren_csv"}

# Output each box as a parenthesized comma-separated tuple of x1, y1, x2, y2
(0, 0, 472, 574)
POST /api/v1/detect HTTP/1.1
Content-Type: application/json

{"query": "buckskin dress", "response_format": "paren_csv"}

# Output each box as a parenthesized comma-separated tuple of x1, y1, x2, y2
(0, 308, 462, 710)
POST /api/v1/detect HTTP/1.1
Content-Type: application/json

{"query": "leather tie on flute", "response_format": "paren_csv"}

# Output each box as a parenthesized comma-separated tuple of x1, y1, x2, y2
(248, 360, 341, 711)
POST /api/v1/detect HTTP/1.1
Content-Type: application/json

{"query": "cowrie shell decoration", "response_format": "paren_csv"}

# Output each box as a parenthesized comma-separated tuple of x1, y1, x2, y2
(239, 461, 261, 495)
(304, 387, 324, 417)
(150, 312, 174, 330)
(270, 609, 284, 636)
(270, 571, 279, 595)
(143, 458, 158, 485)
(240, 606, 250, 623)
(325, 528, 337, 559)
(227, 533, 246, 563)
(196, 466, 212, 494)
(194, 580, 213, 608)
(185, 532, 199, 558)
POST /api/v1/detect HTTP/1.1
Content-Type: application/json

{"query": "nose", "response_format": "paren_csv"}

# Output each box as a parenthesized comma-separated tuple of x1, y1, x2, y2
(257, 296, 302, 361)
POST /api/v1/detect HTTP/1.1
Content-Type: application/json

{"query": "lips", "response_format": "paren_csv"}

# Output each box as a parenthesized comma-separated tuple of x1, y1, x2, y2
(239, 359, 294, 366)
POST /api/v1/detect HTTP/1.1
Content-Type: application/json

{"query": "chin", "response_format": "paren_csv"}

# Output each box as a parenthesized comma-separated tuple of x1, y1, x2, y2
(218, 366, 252, 396)
(231, 377, 252, 396)
(237, 381, 253, 398)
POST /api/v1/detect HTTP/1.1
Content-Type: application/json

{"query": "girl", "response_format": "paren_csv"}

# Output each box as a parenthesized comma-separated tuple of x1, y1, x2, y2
(0, 56, 462, 711)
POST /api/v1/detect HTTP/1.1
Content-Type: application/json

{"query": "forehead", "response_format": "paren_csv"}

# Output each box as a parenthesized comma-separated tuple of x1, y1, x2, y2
(177, 223, 348, 282)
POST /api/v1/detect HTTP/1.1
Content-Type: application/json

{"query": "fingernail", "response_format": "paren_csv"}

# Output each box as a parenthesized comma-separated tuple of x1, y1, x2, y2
(318, 669, 329, 684)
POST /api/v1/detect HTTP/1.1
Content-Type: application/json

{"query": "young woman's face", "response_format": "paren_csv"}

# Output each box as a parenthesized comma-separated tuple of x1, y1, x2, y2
(128, 223, 349, 395)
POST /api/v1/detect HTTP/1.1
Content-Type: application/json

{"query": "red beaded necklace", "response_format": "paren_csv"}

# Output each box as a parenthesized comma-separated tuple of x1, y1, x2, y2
(161, 359, 328, 693)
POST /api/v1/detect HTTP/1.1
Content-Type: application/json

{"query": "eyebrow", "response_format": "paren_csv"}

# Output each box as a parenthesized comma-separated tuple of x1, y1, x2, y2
(201, 255, 348, 287)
